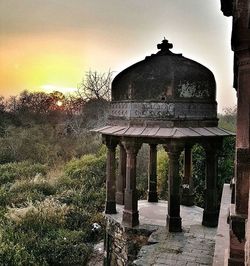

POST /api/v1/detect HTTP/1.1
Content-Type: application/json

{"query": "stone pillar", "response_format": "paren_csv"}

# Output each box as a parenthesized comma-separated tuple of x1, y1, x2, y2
(147, 144, 158, 202)
(235, 60, 250, 216)
(226, 56, 250, 266)
(104, 137, 118, 214)
(116, 144, 126, 205)
(220, 1, 250, 264)
(164, 142, 183, 232)
(122, 139, 141, 227)
(229, 8, 250, 265)
(181, 145, 194, 206)
(202, 142, 220, 227)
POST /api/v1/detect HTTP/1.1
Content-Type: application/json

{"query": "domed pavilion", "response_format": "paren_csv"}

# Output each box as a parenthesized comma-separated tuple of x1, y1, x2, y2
(93, 39, 233, 232)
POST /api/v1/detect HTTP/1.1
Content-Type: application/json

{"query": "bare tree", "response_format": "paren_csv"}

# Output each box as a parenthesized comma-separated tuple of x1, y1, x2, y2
(64, 70, 112, 135)
(77, 70, 112, 101)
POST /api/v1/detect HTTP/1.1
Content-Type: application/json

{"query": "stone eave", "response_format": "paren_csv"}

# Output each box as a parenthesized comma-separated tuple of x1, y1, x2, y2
(91, 125, 235, 139)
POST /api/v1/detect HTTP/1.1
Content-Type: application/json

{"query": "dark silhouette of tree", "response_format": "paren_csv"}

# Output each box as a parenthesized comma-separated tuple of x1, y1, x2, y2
(77, 70, 112, 101)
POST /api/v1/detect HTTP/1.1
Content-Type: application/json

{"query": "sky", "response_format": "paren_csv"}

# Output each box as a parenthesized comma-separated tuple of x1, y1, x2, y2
(0, 0, 236, 112)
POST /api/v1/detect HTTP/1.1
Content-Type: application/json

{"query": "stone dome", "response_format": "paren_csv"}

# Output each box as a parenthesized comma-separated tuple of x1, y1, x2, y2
(109, 39, 218, 128)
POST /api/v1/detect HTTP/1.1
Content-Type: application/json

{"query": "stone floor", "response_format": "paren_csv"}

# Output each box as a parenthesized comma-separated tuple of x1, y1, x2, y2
(133, 225, 216, 266)
(117, 200, 217, 266)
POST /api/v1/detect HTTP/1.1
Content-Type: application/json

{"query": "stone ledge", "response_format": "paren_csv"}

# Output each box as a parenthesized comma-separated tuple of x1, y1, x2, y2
(213, 183, 231, 266)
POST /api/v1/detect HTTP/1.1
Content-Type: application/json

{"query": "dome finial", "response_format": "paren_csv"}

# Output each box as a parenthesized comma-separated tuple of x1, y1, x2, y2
(157, 39, 173, 55)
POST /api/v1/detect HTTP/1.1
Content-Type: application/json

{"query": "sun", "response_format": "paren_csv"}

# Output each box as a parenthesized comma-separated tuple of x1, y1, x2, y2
(56, 100, 63, 107)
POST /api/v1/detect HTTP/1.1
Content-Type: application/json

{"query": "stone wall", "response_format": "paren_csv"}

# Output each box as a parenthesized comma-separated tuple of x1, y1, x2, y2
(104, 216, 156, 266)
(245, 188, 250, 266)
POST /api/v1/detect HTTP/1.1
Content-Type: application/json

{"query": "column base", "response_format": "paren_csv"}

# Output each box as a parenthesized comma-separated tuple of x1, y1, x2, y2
(167, 215, 182, 232)
(147, 191, 158, 202)
(122, 210, 139, 227)
(181, 189, 194, 206)
(202, 210, 219, 227)
(105, 201, 116, 214)
(116, 192, 124, 205)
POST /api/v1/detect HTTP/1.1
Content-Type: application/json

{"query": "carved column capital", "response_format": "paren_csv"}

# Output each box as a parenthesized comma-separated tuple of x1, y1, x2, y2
(103, 135, 118, 150)
(163, 141, 184, 158)
(122, 138, 142, 155)
(149, 143, 157, 149)
(202, 138, 223, 154)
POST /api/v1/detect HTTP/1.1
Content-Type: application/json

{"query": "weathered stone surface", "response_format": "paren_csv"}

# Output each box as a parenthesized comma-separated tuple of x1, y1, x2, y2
(112, 40, 216, 103)
(164, 142, 184, 232)
(133, 225, 216, 266)
(104, 214, 156, 266)
(104, 201, 216, 266)
(147, 144, 158, 203)
(104, 136, 118, 214)
(116, 144, 126, 205)
(220, 1, 250, 264)
(109, 102, 218, 128)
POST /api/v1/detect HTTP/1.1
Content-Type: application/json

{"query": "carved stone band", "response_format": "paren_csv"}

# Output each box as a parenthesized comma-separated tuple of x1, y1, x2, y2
(109, 102, 217, 120)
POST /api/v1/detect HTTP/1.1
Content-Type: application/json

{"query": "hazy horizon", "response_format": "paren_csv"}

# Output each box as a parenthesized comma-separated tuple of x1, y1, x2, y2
(0, 0, 236, 112)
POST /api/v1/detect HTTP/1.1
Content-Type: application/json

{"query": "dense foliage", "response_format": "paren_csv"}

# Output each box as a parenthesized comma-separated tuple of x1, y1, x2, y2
(0, 88, 107, 265)
(0, 153, 106, 265)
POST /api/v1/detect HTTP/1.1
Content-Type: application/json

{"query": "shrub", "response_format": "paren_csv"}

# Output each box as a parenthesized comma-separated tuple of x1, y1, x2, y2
(192, 144, 206, 207)
(64, 153, 106, 190)
(157, 148, 169, 199)
(36, 229, 92, 265)
(57, 187, 105, 213)
(0, 223, 92, 266)
(0, 161, 47, 185)
(10, 177, 56, 197)
(7, 189, 45, 207)
(0, 240, 40, 266)
(6, 198, 70, 233)
(0, 186, 10, 207)
(136, 145, 149, 199)
(0, 170, 54, 207)
(218, 136, 235, 186)
(65, 207, 92, 231)
(0, 125, 59, 165)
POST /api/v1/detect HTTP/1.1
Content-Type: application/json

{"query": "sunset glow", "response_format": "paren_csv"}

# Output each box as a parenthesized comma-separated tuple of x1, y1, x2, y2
(40, 85, 77, 95)
(0, 33, 85, 97)
(0, 0, 236, 112)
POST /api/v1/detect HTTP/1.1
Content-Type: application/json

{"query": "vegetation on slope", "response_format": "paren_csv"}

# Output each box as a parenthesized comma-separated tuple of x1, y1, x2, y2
(0, 72, 236, 264)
